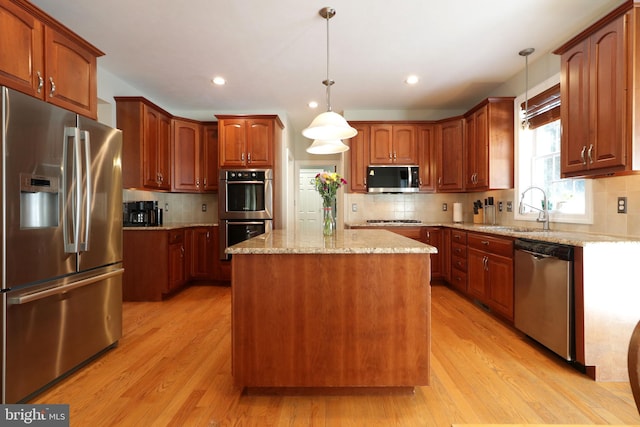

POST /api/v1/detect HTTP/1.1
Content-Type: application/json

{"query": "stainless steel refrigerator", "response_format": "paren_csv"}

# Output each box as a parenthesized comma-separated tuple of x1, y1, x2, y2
(1, 87, 124, 403)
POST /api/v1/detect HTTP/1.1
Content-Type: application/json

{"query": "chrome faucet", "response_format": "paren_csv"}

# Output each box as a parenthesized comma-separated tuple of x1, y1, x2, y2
(519, 186, 550, 231)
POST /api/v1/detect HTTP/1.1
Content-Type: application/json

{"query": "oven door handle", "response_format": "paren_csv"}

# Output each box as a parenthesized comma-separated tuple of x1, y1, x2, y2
(225, 180, 265, 185)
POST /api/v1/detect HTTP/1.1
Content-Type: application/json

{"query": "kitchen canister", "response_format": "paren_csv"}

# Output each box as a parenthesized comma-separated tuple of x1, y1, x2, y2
(453, 202, 463, 223)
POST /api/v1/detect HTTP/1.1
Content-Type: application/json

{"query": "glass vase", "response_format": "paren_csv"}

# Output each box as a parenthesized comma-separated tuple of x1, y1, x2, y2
(322, 198, 336, 236)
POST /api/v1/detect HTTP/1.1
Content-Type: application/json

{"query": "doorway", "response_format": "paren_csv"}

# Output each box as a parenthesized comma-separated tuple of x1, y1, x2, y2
(295, 161, 340, 233)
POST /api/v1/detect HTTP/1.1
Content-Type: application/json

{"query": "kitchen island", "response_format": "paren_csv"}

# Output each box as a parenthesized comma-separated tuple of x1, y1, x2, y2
(226, 229, 437, 390)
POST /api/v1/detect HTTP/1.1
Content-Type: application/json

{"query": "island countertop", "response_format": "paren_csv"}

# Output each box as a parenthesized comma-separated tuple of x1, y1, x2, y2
(225, 229, 438, 255)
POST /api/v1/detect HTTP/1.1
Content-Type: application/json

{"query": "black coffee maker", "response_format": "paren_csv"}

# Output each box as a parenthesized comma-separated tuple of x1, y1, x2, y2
(123, 201, 162, 227)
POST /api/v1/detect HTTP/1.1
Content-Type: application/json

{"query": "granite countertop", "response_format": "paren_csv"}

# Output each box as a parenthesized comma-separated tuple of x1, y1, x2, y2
(123, 222, 217, 231)
(225, 229, 438, 255)
(346, 221, 640, 247)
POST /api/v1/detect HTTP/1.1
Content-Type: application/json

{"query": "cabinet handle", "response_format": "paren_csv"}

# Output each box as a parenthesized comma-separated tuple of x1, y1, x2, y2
(206, 232, 210, 240)
(196, 179, 200, 187)
(49, 77, 56, 97)
(481, 240, 490, 245)
(587, 144, 594, 164)
(180, 246, 185, 257)
(241, 153, 245, 161)
(36, 71, 44, 94)
(438, 177, 442, 186)
(483, 256, 489, 271)
(203, 178, 207, 186)
(426, 231, 430, 240)
(393, 152, 397, 159)
(580, 145, 587, 165)
(389, 153, 392, 159)
(248, 152, 251, 163)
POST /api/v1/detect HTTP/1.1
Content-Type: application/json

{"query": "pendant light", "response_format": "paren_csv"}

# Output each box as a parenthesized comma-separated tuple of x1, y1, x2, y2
(519, 47, 535, 129)
(304, 7, 356, 154)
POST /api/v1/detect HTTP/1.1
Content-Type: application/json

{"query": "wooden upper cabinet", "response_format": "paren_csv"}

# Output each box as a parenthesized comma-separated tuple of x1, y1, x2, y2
(556, 4, 631, 177)
(144, 106, 171, 190)
(0, 0, 102, 118)
(172, 119, 218, 193)
(464, 98, 514, 191)
(0, 0, 43, 97)
(202, 123, 219, 191)
(347, 123, 370, 193)
(116, 97, 172, 190)
(172, 118, 202, 192)
(217, 115, 283, 168)
(436, 118, 465, 192)
(369, 124, 417, 165)
(417, 124, 436, 192)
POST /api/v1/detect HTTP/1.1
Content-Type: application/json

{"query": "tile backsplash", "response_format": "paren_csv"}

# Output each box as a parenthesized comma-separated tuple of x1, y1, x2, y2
(344, 173, 640, 238)
(123, 190, 218, 224)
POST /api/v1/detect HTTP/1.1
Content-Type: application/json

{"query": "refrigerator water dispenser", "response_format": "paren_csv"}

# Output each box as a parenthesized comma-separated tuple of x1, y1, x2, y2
(20, 173, 59, 228)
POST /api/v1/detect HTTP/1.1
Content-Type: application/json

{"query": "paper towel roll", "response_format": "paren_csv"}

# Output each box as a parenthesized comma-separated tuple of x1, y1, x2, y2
(453, 202, 463, 223)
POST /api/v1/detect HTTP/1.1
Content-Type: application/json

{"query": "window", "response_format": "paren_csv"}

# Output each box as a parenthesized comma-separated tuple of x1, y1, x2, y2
(515, 75, 593, 224)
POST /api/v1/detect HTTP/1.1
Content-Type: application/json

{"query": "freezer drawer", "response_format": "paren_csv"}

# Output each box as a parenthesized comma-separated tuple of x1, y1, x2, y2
(4, 267, 123, 403)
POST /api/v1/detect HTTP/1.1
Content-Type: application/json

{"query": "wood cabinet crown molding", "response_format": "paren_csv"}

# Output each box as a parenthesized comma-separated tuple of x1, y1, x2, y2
(7, 0, 104, 57)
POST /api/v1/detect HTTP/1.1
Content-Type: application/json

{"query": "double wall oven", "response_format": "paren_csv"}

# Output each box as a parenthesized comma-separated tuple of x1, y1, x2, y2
(219, 169, 273, 259)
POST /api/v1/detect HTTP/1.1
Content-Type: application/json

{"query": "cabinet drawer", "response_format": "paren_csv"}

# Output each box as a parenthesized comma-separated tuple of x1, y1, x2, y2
(451, 242, 467, 259)
(168, 229, 184, 245)
(450, 269, 467, 291)
(467, 233, 513, 257)
(451, 230, 467, 244)
(452, 255, 467, 272)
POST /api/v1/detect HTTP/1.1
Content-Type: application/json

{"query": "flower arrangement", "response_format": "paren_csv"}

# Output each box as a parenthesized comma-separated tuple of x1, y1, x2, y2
(313, 172, 347, 207)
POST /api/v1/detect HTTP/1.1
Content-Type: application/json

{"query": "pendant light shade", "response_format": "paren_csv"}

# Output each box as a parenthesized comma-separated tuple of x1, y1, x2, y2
(302, 111, 357, 140)
(304, 7, 356, 154)
(305, 138, 350, 154)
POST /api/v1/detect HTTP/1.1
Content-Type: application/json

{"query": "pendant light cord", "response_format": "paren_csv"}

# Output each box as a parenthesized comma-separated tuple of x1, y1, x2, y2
(325, 11, 332, 112)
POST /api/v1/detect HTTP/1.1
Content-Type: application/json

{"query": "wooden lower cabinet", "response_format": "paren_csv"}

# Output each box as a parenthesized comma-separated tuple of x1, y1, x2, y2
(422, 227, 443, 279)
(466, 232, 514, 321)
(449, 229, 468, 293)
(349, 225, 443, 280)
(123, 229, 187, 301)
(168, 232, 186, 292)
(187, 226, 216, 280)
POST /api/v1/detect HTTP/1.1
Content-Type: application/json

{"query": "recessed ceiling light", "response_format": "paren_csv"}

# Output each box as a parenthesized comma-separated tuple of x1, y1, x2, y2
(212, 76, 226, 85)
(308, 101, 319, 109)
(405, 75, 419, 85)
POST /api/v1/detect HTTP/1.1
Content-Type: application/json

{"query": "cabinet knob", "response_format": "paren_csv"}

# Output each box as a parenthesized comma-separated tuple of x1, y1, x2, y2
(49, 77, 56, 98)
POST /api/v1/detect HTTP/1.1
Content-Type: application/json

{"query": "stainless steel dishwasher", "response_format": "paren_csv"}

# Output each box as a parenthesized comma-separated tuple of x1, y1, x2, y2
(514, 238, 574, 360)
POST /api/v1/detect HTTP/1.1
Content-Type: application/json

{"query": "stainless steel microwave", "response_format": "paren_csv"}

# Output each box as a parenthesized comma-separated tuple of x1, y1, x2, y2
(366, 165, 420, 193)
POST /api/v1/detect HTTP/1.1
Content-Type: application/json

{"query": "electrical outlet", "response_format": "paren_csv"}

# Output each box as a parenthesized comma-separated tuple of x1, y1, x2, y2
(164, 203, 169, 211)
(442, 203, 448, 211)
(202, 203, 207, 212)
(618, 197, 627, 214)
(352, 203, 358, 212)
(506, 201, 513, 212)
(498, 201, 503, 212)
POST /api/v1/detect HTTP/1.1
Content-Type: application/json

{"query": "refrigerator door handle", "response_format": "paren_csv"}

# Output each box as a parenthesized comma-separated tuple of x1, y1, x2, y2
(79, 130, 92, 252)
(7, 268, 124, 305)
(63, 126, 82, 254)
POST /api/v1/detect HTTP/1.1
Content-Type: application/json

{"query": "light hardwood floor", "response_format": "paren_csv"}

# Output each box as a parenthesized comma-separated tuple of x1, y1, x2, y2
(31, 283, 640, 426)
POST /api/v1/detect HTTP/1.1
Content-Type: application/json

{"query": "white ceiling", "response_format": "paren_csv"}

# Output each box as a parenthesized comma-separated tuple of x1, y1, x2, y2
(30, 0, 625, 136)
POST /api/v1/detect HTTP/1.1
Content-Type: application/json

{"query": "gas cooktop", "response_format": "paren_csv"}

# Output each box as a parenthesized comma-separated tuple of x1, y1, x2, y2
(366, 219, 422, 224)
